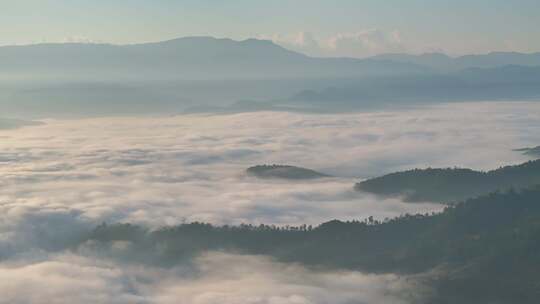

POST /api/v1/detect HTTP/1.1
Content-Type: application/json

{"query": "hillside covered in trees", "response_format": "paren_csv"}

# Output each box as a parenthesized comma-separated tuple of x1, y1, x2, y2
(515, 146, 540, 157)
(83, 186, 540, 303)
(246, 164, 330, 179)
(355, 159, 540, 203)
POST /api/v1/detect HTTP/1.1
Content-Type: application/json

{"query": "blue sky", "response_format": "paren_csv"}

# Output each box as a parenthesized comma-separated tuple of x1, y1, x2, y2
(2, 0, 539, 57)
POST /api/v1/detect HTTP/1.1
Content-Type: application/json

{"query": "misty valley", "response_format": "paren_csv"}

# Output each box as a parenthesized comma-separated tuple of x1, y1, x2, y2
(1, 101, 540, 303)
(3, 4, 540, 302)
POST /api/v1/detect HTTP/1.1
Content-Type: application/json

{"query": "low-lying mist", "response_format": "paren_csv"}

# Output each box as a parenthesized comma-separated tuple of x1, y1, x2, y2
(0, 251, 426, 304)
(1, 101, 539, 303)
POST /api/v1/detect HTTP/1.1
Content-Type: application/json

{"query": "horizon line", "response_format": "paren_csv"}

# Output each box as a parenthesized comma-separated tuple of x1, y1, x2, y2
(1, 35, 539, 59)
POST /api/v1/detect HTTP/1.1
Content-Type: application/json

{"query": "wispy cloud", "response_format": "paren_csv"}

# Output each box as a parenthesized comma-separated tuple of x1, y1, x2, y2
(266, 29, 409, 58)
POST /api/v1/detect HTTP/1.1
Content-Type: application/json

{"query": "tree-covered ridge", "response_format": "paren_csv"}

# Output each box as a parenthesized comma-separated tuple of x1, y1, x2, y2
(515, 146, 540, 157)
(85, 186, 540, 303)
(246, 164, 330, 180)
(354, 159, 540, 203)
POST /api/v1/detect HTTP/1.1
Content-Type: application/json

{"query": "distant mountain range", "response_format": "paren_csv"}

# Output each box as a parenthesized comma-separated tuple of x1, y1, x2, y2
(288, 65, 540, 108)
(371, 51, 540, 71)
(1, 37, 539, 117)
(3, 37, 539, 81)
(0, 37, 431, 82)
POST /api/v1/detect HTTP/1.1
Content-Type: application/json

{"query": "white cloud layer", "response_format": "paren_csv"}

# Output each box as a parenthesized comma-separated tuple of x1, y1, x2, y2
(1, 101, 539, 303)
(0, 102, 538, 234)
(267, 29, 408, 58)
(0, 252, 424, 304)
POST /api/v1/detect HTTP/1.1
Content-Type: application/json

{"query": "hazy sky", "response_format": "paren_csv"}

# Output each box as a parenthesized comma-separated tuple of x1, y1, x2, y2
(2, 0, 540, 57)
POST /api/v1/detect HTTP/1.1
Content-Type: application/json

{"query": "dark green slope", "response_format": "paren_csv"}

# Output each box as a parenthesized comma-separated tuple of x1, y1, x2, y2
(85, 186, 540, 303)
(515, 146, 540, 158)
(355, 159, 540, 203)
(246, 165, 331, 180)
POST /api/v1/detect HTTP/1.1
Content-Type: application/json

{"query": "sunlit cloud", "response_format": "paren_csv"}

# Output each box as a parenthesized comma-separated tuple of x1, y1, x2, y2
(266, 29, 410, 58)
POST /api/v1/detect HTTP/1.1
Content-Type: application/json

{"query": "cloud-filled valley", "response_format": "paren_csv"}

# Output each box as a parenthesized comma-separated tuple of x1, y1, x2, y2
(3, 1, 540, 302)
(0, 251, 425, 304)
(1, 101, 540, 303)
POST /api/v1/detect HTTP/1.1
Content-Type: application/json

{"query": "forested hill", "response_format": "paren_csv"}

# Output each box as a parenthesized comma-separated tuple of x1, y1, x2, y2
(515, 146, 540, 157)
(84, 186, 540, 303)
(246, 165, 330, 179)
(355, 159, 540, 203)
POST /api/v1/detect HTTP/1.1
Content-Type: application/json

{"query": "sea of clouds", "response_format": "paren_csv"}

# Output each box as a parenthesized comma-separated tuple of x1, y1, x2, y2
(0, 251, 428, 304)
(1, 101, 539, 303)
